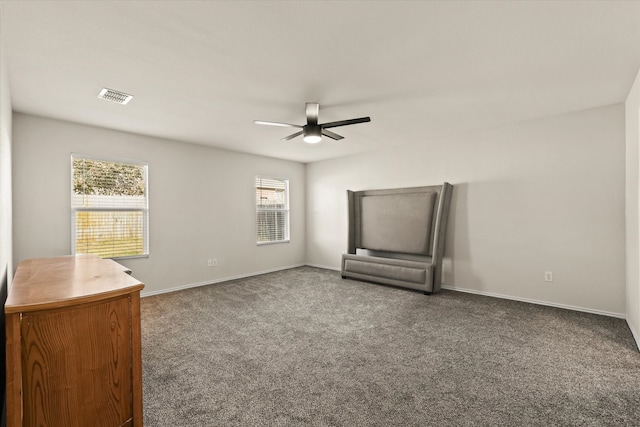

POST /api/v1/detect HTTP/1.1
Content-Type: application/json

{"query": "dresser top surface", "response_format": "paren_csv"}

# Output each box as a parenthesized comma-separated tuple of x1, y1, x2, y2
(6, 254, 144, 313)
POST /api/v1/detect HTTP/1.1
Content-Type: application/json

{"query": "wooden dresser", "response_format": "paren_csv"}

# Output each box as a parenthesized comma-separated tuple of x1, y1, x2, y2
(5, 255, 144, 427)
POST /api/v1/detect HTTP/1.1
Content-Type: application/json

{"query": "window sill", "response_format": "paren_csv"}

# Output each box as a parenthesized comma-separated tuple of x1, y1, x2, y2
(110, 254, 149, 260)
(257, 240, 290, 246)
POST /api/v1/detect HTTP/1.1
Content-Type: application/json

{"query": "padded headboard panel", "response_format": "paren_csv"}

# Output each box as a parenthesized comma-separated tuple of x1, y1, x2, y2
(348, 186, 443, 256)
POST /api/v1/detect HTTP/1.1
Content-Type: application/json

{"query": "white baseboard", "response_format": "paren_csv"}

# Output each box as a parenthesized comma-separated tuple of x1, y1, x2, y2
(441, 284, 625, 319)
(140, 265, 628, 322)
(141, 263, 305, 297)
(305, 263, 341, 272)
(303, 266, 629, 321)
(627, 317, 640, 351)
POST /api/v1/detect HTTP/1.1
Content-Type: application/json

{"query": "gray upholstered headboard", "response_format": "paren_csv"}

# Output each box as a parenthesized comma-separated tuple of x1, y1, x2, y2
(347, 184, 449, 257)
(343, 183, 453, 294)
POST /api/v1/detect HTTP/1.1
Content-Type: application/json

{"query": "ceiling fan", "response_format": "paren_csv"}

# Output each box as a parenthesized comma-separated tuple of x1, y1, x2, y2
(254, 103, 371, 144)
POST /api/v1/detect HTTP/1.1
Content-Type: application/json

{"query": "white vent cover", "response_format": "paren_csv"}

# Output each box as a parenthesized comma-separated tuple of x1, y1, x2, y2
(97, 88, 133, 105)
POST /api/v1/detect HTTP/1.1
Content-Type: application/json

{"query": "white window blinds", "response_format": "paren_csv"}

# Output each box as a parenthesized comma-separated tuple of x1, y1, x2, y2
(71, 154, 149, 258)
(256, 176, 289, 244)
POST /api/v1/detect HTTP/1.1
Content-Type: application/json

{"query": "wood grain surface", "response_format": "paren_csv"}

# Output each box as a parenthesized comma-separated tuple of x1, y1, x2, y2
(5, 255, 144, 426)
(21, 298, 132, 426)
(6, 255, 144, 313)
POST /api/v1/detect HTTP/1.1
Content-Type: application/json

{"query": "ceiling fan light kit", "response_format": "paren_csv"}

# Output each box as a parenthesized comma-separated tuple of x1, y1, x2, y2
(255, 102, 370, 144)
(303, 126, 322, 144)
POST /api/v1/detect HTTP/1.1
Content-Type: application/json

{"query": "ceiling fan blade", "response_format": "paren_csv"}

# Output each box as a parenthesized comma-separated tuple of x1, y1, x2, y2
(321, 117, 371, 129)
(321, 129, 344, 140)
(254, 120, 302, 128)
(306, 103, 319, 125)
(281, 130, 304, 141)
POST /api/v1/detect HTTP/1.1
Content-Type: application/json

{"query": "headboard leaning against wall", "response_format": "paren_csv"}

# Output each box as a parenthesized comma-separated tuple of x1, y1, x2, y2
(341, 183, 453, 294)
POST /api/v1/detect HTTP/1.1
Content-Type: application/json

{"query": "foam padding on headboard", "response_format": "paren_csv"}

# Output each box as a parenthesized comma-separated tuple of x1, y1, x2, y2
(357, 190, 437, 255)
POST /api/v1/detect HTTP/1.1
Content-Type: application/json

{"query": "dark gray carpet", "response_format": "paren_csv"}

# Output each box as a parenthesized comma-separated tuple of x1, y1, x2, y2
(140, 266, 640, 426)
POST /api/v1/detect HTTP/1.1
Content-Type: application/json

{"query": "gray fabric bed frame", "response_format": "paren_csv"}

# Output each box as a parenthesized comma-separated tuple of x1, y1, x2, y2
(341, 183, 453, 294)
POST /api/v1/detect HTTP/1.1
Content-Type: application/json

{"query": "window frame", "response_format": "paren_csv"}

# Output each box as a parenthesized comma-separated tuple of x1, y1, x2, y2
(71, 153, 149, 260)
(255, 175, 290, 246)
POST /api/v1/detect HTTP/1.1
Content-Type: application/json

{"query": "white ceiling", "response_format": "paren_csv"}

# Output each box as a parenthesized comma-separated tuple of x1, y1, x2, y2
(2, 1, 639, 163)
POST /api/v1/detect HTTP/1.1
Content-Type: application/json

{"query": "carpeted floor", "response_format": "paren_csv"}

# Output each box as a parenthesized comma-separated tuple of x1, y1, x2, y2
(140, 266, 640, 426)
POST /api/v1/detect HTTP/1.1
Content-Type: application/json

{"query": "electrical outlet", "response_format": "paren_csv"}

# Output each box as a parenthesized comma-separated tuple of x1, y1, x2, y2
(207, 259, 212, 267)
(544, 271, 553, 282)
(212, 258, 218, 267)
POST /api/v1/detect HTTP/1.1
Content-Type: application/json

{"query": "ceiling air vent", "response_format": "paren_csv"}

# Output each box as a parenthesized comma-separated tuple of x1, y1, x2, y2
(97, 88, 133, 105)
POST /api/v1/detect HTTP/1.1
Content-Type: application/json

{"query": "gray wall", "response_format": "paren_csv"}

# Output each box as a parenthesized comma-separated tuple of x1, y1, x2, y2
(12, 114, 306, 295)
(626, 68, 640, 347)
(306, 104, 626, 317)
(0, 24, 12, 426)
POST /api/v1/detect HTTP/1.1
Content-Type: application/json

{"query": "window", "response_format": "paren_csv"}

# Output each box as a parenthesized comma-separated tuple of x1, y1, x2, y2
(71, 154, 149, 259)
(256, 176, 289, 244)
